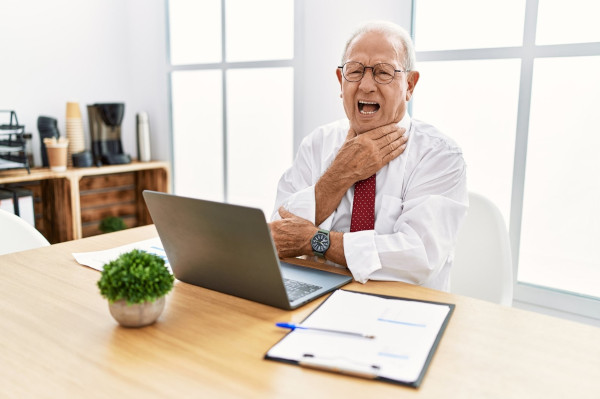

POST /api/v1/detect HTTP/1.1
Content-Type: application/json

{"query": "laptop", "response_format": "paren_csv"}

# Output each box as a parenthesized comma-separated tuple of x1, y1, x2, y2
(143, 191, 352, 310)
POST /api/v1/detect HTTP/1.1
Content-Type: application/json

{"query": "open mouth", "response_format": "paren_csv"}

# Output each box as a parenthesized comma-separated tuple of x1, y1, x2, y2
(358, 100, 380, 115)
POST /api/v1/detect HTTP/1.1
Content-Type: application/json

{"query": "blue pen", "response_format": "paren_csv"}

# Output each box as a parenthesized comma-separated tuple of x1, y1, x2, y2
(276, 322, 375, 339)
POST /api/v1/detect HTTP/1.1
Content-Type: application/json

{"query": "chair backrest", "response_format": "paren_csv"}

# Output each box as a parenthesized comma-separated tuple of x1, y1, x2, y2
(0, 209, 50, 256)
(451, 192, 513, 305)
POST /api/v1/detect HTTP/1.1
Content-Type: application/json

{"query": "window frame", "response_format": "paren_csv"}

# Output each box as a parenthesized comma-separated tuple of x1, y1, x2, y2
(412, 0, 600, 324)
(165, 0, 300, 203)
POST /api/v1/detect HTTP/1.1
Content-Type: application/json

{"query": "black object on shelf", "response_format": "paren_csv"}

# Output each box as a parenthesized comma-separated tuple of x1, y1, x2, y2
(37, 116, 60, 167)
(0, 110, 30, 173)
(87, 103, 131, 166)
(72, 150, 93, 167)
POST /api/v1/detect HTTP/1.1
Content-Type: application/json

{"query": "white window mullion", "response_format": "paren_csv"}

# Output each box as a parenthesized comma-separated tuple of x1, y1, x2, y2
(509, 0, 539, 291)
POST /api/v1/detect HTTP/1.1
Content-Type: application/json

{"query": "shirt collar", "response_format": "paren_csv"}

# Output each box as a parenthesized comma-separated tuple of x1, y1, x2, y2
(397, 112, 412, 133)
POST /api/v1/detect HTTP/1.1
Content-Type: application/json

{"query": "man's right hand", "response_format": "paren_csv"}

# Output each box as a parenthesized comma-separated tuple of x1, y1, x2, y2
(314, 123, 408, 225)
(335, 123, 407, 183)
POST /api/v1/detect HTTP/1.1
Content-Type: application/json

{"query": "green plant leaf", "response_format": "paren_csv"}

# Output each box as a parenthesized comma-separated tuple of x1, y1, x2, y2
(97, 249, 174, 304)
(99, 216, 127, 233)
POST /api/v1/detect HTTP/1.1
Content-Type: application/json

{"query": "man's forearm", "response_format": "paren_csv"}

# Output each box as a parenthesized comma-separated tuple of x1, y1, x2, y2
(314, 124, 407, 226)
(271, 205, 347, 268)
(314, 168, 353, 226)
(324, 231, 347, 266)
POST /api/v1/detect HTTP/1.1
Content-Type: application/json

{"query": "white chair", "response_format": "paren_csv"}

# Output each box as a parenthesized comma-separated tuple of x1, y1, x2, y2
(451, 192, 513, 305)
(0, 208, 50, 256)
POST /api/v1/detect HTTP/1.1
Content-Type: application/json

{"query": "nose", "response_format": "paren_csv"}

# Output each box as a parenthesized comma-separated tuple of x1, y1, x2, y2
(359, 67, 377, 91)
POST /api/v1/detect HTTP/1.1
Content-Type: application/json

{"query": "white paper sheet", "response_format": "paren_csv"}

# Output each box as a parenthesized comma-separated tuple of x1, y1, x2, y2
(72, 238, 171, 273)
(266, 290, 451, 385)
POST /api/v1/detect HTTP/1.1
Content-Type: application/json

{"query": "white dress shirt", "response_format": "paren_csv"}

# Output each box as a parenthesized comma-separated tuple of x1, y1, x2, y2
(271, 114, 468, 291)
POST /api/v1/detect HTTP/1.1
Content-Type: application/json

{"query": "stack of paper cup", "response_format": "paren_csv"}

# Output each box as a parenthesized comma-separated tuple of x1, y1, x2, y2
(65, 102, 85, 167)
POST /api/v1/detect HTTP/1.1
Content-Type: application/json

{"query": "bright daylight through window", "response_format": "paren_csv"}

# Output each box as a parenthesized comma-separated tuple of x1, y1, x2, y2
(413, 0, 600, 308)
(168, 0, 294, 216)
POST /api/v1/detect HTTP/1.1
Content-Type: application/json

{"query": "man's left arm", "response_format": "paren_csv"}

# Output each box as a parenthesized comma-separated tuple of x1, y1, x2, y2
(344, 145, 468, 284)
(269, 206, 347, 265)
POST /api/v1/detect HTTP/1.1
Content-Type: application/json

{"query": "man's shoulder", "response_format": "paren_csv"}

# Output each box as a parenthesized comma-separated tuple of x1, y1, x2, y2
(410, 118, 463, 154)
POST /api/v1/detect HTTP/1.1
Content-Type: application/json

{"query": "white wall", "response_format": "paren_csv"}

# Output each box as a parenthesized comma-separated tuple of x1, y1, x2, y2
(297, 0, 413, 148)
(0, 0, 412, 167)
(0, 0, 170, 166)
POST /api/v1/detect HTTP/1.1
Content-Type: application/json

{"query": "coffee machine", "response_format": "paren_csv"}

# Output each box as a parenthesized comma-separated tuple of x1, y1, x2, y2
(87, 103, 131, 166)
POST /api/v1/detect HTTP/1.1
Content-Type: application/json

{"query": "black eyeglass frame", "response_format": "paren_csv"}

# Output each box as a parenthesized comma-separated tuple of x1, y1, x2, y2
(337, 61, 410, 85)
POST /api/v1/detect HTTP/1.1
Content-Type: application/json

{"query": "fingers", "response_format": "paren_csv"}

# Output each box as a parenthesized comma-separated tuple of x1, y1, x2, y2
(278, 206, 311, 223)
(340, 123, 408, 178)
(361, 122, 399, 140)
(278, 206, 293, 219)
(381, 132, 408, 153)
(270, 210, 316, 259)
(359, 125, 407, 158)
(358, 124, 406, 149)
(381, 139, 408, 164)
(378, 127, 406, 149)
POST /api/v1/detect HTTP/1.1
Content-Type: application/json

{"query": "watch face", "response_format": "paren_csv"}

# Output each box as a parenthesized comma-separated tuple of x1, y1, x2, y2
(311, 232, 330, 253)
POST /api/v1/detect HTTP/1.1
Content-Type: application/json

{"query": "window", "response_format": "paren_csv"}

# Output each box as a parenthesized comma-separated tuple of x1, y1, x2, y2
(536, 0, 600, 45)
(168, 0, 294, 216)
(413, 58, 520, 223)
(520, 55, 600, 298)
(414, 0, 525, 51)
(413, 0, 600, 321)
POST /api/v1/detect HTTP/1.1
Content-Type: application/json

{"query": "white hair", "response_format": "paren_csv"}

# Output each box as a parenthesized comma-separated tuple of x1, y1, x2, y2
(341, 20, 416, 71)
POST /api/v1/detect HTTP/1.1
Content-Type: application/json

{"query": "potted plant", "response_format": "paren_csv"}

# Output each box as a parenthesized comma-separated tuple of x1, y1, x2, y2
(99, 216, 127, 234)
(97, 249, 174, 327)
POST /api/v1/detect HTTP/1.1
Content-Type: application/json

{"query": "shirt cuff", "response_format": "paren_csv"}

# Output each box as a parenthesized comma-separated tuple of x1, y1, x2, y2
(343, 230, 381, 283)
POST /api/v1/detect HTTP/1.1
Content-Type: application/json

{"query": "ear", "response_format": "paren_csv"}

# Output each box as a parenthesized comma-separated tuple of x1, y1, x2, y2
(405, 71, 420, 101)
(336, 67, 343, 87)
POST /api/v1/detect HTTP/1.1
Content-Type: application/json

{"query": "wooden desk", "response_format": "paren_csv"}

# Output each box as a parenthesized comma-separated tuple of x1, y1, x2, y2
(0, 161, 170, 242)
(1, 226, 599, 398)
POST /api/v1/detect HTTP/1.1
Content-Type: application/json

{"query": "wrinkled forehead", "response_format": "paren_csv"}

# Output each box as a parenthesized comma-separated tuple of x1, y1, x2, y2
(344, 31, 404, 66)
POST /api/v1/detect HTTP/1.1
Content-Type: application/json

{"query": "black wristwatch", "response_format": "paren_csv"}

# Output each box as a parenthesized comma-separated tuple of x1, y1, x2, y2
(311, 229, 330, 257)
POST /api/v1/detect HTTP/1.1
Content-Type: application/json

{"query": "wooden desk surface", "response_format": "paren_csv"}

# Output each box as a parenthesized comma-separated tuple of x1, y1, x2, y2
(1, 225, 599, 398)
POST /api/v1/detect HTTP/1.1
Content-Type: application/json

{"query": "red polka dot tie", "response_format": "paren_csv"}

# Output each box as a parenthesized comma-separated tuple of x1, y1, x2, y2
(350, 174, 376, 232)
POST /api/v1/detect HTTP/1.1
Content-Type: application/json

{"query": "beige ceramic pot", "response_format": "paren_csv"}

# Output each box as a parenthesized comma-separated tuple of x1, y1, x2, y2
(108, 296, 165, 328)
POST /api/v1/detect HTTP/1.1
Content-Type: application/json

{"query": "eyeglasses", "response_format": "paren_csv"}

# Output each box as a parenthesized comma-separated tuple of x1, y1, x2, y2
(338, 61, 408, 84)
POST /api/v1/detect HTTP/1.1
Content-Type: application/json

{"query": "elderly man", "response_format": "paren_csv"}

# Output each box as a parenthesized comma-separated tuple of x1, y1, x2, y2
(269, 21, 468, 291)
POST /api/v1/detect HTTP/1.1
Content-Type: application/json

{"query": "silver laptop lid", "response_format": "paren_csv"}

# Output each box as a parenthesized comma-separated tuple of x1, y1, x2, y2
(143, 190, 294, 308)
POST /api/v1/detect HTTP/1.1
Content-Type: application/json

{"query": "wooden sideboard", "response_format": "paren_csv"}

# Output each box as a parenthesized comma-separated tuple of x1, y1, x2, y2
(0, 161, 170, 243)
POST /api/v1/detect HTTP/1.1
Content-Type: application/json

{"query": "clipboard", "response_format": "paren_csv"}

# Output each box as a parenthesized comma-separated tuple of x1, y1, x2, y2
(264, 289, 454, 388)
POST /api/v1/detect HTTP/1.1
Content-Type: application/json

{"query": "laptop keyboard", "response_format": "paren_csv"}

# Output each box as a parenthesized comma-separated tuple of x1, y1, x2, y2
(283, 278, 322, 302)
